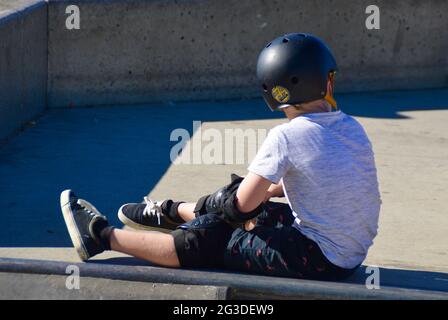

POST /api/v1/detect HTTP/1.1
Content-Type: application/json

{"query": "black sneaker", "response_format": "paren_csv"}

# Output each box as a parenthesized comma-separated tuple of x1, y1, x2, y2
(118, 197, 180, 233)
(60, 189, 108, 261)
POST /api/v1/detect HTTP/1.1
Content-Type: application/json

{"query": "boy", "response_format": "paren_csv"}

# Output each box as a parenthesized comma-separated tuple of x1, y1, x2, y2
(60, 33, 381, 281)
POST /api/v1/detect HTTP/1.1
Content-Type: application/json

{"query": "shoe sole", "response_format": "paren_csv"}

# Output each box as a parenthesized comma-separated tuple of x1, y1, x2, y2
(60, 190, 89, 261)
(117, 205, 174, 234)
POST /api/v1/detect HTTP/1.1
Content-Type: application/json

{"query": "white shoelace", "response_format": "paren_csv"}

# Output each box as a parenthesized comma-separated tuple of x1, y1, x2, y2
(77, 199, 96, 217)
(142, 196, 162, 225)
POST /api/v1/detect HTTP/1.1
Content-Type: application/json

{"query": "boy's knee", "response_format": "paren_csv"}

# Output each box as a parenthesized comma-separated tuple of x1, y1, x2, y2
(171, 214, 235, 268)
(194, 174, 264, 224)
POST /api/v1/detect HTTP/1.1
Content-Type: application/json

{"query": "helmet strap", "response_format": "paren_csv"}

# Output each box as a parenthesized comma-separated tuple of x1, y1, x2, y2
(324, 71, 338, 110)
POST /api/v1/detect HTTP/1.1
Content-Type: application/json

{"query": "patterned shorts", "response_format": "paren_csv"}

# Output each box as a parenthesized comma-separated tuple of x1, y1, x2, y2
(172, 201, 358, 281)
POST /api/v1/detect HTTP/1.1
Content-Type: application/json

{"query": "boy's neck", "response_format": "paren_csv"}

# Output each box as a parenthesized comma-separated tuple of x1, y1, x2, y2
(283, 100, 333, 120)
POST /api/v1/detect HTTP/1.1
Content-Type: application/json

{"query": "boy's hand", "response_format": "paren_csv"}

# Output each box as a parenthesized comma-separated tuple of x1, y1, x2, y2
(244, 218, 257, 231)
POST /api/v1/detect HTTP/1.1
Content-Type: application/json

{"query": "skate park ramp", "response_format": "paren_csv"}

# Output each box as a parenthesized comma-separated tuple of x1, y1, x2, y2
(0, 0, 448, 299)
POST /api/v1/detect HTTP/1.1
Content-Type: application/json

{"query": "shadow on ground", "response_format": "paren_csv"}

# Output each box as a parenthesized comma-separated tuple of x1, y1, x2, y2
(344, 266, 448, 293)
(0, 99, 282, 246)
(0, 88, 447, 246)
(92, 257, 448, 293)
(338, 88, 448, 118)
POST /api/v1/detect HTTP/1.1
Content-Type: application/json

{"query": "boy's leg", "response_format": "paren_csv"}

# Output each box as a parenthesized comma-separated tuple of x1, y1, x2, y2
(61, 189, 354, 280)
(244, 201, 295, 231)
(113, 202, 293, 268)
(224, 224, 355, 281)
(171, 213, 235, 268)
(112, 204, 346, 279)
(60, 189, 181, 266)
(110, 228, 180, 267)
(177, 202, 196, 222)
(256, 201, 295, 228)
(117, 199, 196, 232)
(220, 201, 354, 280)
(119, 173, 259, 231)
(224, 225, 295, 277)
(151, 200, 293, 227)
(109, 213, 234, 269)
(61, 189, 236, 268)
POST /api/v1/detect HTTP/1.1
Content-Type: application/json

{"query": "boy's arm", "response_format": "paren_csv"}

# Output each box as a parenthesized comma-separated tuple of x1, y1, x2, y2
(236, 172, 273, 213)
(264, 180, 285, 202)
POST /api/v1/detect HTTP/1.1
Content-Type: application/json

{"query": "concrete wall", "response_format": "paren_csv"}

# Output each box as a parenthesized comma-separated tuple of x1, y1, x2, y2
(0, 0, 47, 141)
(47, 0, 448, 108)
(0, 1, 447, 112)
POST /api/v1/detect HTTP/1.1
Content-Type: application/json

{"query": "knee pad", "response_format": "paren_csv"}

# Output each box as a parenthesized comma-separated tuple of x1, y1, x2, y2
(172, 214, 235, 268)
(194, 174, 264, 223)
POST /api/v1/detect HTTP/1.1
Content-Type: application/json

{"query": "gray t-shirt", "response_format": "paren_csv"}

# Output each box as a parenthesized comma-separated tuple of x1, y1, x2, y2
(248, 110, 381, 269)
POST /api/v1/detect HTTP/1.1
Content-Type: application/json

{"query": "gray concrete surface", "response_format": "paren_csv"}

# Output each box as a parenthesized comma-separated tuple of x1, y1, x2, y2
(47, 0, 448, 108)
(0, 248, 137, 263)
(0, 89, 447, 297)
(0, 0, 47, 141)
(0, 272, 229, 299)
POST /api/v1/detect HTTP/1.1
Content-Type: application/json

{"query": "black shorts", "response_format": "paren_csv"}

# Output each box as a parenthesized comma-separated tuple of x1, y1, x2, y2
(171, 201, 358, 281)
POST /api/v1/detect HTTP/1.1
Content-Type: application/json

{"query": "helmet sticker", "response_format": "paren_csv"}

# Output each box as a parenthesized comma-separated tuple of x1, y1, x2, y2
(271, 86, 290, 103)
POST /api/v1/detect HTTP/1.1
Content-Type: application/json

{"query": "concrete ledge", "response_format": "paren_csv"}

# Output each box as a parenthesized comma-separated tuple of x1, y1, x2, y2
(0, 258, 447, 300)
(0, 272, 229, 300)
(0, 0, 47, 141)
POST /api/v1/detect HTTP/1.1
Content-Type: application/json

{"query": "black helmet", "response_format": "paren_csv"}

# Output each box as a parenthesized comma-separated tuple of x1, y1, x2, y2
(256, 33, 338, 111)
